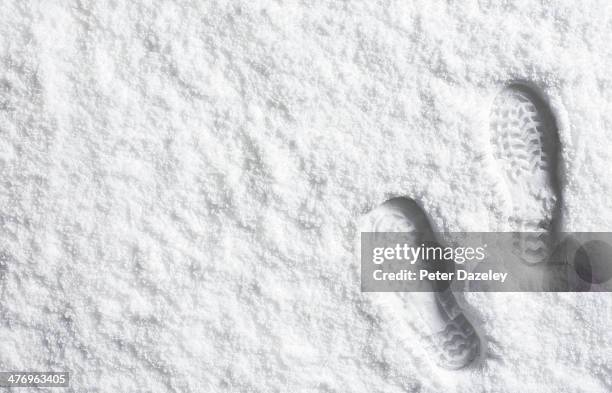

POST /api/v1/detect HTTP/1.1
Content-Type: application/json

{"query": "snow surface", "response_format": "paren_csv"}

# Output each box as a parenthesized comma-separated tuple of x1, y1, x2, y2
(1, 1, 612, 392)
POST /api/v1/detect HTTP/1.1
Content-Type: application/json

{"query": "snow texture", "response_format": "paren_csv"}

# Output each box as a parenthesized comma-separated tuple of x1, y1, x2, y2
(1, 1, 612, 392)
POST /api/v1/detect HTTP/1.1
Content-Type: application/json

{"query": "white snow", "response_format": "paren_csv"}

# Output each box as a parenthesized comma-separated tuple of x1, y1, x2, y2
(1, 1, 612, 392)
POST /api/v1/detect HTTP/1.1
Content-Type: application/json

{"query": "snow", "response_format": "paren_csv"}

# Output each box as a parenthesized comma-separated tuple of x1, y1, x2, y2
(1, 1, 612, 392)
